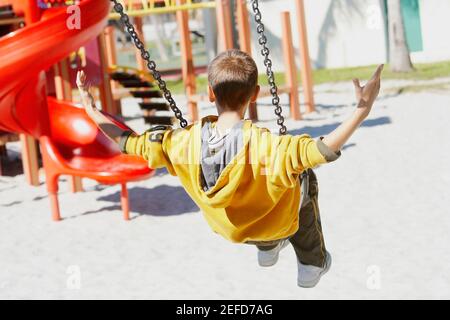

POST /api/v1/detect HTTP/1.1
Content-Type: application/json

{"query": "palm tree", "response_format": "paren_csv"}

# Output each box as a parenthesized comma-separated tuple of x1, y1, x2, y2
(387, 0, 413, 72)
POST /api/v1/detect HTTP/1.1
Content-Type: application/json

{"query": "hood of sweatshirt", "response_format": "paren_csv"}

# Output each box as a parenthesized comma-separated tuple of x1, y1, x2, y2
(193, 116, 253, 208)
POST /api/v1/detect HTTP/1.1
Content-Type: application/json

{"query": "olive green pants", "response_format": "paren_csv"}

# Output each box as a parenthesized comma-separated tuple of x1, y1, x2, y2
(252, 169, 327, 268)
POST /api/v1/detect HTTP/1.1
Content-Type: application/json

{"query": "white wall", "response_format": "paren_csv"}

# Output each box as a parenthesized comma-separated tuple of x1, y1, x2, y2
(137, 0, 450, 71)
(251, 0, 387, 72)
(251, 0, 450, 71)
(411, 0, 450, 63)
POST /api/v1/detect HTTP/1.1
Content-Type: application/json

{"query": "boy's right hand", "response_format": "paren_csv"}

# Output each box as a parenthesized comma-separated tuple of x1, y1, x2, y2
(321, 64, 383, 152)
(352, 64, 383, 119)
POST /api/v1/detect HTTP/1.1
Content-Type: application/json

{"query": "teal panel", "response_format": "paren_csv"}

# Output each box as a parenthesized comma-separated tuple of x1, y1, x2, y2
(401, 0, 423, 52)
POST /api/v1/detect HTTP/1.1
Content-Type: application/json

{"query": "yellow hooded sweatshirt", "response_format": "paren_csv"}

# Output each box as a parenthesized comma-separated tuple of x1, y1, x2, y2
(120, 116, 339, 243)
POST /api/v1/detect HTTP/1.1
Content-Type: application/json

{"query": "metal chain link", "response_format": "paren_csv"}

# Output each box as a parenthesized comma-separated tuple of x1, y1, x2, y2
(111, 0, 188, 128)
(250, 0, 287, 135)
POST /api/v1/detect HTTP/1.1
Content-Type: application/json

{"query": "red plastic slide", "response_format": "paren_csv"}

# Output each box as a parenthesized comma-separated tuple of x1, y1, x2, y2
(0, 0, 154, 221)
(0, 0, 110, 136)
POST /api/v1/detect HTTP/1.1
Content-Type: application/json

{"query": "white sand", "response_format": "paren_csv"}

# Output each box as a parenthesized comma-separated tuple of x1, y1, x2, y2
(1, 79, 450, 299)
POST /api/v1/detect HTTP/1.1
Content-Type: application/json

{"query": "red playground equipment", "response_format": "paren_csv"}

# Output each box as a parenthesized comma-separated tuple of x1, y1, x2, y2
(0, 0, 154, 221)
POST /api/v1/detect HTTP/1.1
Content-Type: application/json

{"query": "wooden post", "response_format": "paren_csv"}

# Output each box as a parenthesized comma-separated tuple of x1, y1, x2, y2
(281, 12, 301, 120)
(236, 0, 251, 53)
(121, 183, 130, 221)
(0, 144, 4, 176)
(19, 134, 40, 186)
(97, 32, 116, 115)
(295, 0, 315, 113)
(133, 17, 156, 118)
(176, 3, 199, 121)
(0, 145, 4, 176)
(134, 17, 147, 72)
(216, 0, 233, 51)
(104, 25, 123, 115)
(104, 26, 118, 68)
(54, 59, 84, 192)
(235, 0, 258, 120)
(53, 60, 72, 100)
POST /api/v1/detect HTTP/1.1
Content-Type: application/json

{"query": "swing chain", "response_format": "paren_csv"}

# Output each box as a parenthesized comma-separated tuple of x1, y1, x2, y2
(111, 0, 188, 128)
(250, 0, 287, 135)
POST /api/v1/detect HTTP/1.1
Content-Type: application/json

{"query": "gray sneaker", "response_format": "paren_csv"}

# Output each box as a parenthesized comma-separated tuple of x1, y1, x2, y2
(257, 240, 290, 267)
(297, 251, 332, 288)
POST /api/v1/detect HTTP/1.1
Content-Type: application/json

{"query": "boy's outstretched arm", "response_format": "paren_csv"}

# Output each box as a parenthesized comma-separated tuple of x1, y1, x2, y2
(77, 70, 174, 171)
(322, 64, 384, 152)
(76, 70, 131, 142)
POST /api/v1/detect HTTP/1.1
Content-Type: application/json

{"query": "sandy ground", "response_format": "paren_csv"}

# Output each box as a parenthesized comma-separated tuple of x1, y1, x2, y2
(0, 78, 449, 299)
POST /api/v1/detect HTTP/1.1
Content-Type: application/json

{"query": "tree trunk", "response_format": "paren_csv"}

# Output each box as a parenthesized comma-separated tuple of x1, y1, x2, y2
(387, 0, 413, 72)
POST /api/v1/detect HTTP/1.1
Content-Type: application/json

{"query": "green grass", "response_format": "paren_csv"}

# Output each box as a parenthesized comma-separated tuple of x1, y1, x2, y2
(164, 60, 450, 94)
(313, 60, 450, 84)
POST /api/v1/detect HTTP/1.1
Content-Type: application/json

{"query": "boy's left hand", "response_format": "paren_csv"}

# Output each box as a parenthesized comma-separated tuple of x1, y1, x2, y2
(76, 70, 97, 114)
(352, 64, 384, 119)
(76, 70, 88, 90)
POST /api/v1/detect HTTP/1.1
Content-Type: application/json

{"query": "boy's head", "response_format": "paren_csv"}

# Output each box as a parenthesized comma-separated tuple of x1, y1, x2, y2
(207, 49, 260, 113)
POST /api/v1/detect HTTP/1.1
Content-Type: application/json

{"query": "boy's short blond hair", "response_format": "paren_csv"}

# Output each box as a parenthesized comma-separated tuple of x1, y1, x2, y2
(207, 49, 258, 111)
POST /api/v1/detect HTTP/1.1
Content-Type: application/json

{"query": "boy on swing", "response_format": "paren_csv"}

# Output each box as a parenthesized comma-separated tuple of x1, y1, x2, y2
(77, 50, 383, 288)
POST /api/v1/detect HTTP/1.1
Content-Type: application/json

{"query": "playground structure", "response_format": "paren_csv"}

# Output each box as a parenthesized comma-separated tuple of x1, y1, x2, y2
(0, 0, 316, 220)
(104, 0, 315, 122)
(0, 0, 154, 220)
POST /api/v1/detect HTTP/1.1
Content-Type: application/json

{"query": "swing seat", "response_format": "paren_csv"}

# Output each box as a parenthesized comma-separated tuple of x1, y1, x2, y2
(40, 97, 154, 221)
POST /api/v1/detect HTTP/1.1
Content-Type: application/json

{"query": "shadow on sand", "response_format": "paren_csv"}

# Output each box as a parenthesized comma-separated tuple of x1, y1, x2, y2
(289, 116, 391, 137)
(77, 185, 199, 218)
